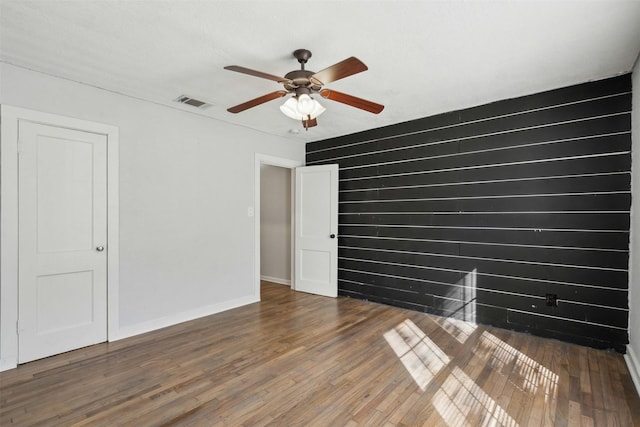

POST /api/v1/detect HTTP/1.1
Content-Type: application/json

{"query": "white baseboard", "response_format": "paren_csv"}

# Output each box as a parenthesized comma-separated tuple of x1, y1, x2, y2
(625, 345, 640, 397)
(0, 359, 17, 372)
(113, 294, 259, 341)
(260, 275, 291, 286)
(0, 294, 259, 372)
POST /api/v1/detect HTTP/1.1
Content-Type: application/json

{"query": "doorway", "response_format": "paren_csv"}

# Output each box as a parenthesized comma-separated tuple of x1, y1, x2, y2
(254, 154, 302, 299)
(260, 164, 292, 287)
(253, 155, 339, 301)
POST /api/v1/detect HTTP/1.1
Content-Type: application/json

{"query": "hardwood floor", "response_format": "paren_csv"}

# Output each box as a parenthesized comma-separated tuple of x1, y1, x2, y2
(1, 281, 639, 426)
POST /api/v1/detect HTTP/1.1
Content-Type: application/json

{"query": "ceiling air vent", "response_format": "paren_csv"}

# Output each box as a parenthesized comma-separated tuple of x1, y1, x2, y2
(174, 95, 211, 109)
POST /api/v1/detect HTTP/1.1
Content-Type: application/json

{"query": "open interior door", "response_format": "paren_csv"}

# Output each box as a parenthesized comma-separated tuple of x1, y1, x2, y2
(294, 164, 338, 298)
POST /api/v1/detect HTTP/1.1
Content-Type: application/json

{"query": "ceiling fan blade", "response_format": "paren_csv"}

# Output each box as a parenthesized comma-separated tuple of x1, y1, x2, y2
(227, 91, 288, 113)
(224, 65, 291, 84)
(320, 89, 384, 114)
(310, 57, 368, 85)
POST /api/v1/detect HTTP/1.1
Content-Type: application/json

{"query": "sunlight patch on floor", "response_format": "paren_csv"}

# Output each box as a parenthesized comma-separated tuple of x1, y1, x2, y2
(383, 319, 450, 391)
(432, 316, 478, 344)
(476, 331, 559, 395)
(384, 309, 560, 425)
(433, 366, 519, 427)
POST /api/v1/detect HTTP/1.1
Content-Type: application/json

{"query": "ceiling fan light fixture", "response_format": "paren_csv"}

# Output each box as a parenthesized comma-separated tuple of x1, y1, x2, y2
(279, 95, 325, 121)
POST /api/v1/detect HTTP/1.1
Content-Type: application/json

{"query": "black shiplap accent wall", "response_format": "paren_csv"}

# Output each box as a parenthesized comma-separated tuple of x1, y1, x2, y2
(306, 75, 632, 352)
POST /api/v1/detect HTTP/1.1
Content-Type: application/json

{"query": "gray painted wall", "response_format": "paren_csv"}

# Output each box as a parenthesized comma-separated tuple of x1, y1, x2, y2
(0, 62, 304, 369)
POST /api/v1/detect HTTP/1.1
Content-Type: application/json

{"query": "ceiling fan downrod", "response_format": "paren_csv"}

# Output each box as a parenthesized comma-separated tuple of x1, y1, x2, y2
(293, 49, 312, 70)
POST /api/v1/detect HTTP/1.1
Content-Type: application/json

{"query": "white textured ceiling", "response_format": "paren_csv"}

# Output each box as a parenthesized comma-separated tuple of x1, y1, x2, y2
(1, 0, 640, 143)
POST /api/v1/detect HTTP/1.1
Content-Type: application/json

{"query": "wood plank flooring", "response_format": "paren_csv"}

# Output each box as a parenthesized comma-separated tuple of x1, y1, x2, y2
(1, 281, 639, 426)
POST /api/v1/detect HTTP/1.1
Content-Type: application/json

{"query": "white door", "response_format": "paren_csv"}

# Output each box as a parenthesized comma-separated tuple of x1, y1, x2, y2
(294, 164, 339, 298)
(18, 121, 108, 363)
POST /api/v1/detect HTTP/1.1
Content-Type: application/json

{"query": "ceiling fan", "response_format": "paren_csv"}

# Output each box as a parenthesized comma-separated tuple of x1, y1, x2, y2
(224, 49, 384, 129)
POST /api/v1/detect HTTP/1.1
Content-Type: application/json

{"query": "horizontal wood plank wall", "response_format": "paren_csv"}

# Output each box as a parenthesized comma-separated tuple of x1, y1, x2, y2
(306, 75, 632, 352)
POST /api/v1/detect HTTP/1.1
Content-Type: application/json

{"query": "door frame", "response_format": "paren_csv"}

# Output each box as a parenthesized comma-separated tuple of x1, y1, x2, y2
(254, 154, 303, 299)
(0, 105, 119, 371)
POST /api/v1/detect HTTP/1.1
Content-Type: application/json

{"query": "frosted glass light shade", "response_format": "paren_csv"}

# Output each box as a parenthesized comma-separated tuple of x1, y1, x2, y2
(279, 97, 300, 119)
(280, 95, 326, 120)
(297, 94, 314, 115)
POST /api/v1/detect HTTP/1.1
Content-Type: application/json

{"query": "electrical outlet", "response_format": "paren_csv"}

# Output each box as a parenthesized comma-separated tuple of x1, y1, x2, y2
(545, 293, 558, 307)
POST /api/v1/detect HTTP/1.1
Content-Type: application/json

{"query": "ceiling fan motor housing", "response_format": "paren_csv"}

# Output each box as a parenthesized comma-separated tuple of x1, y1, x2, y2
(283, 70, 318, 92)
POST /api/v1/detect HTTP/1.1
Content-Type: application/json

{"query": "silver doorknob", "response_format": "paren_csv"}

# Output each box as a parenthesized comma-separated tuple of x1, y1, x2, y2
(96, 246, 105, 252)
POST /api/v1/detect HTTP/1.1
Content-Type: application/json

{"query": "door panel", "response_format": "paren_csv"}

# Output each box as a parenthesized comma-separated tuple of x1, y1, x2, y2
(36, 271, 94, 333)
(18, 121, 107, 363)
(36, 136, 94, 252)
(299, 250, 331, 283)
(294, 164, 338, 297)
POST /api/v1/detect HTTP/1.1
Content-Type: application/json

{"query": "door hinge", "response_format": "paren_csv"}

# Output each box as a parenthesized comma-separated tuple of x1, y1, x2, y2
(17, 140, 25, 155)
